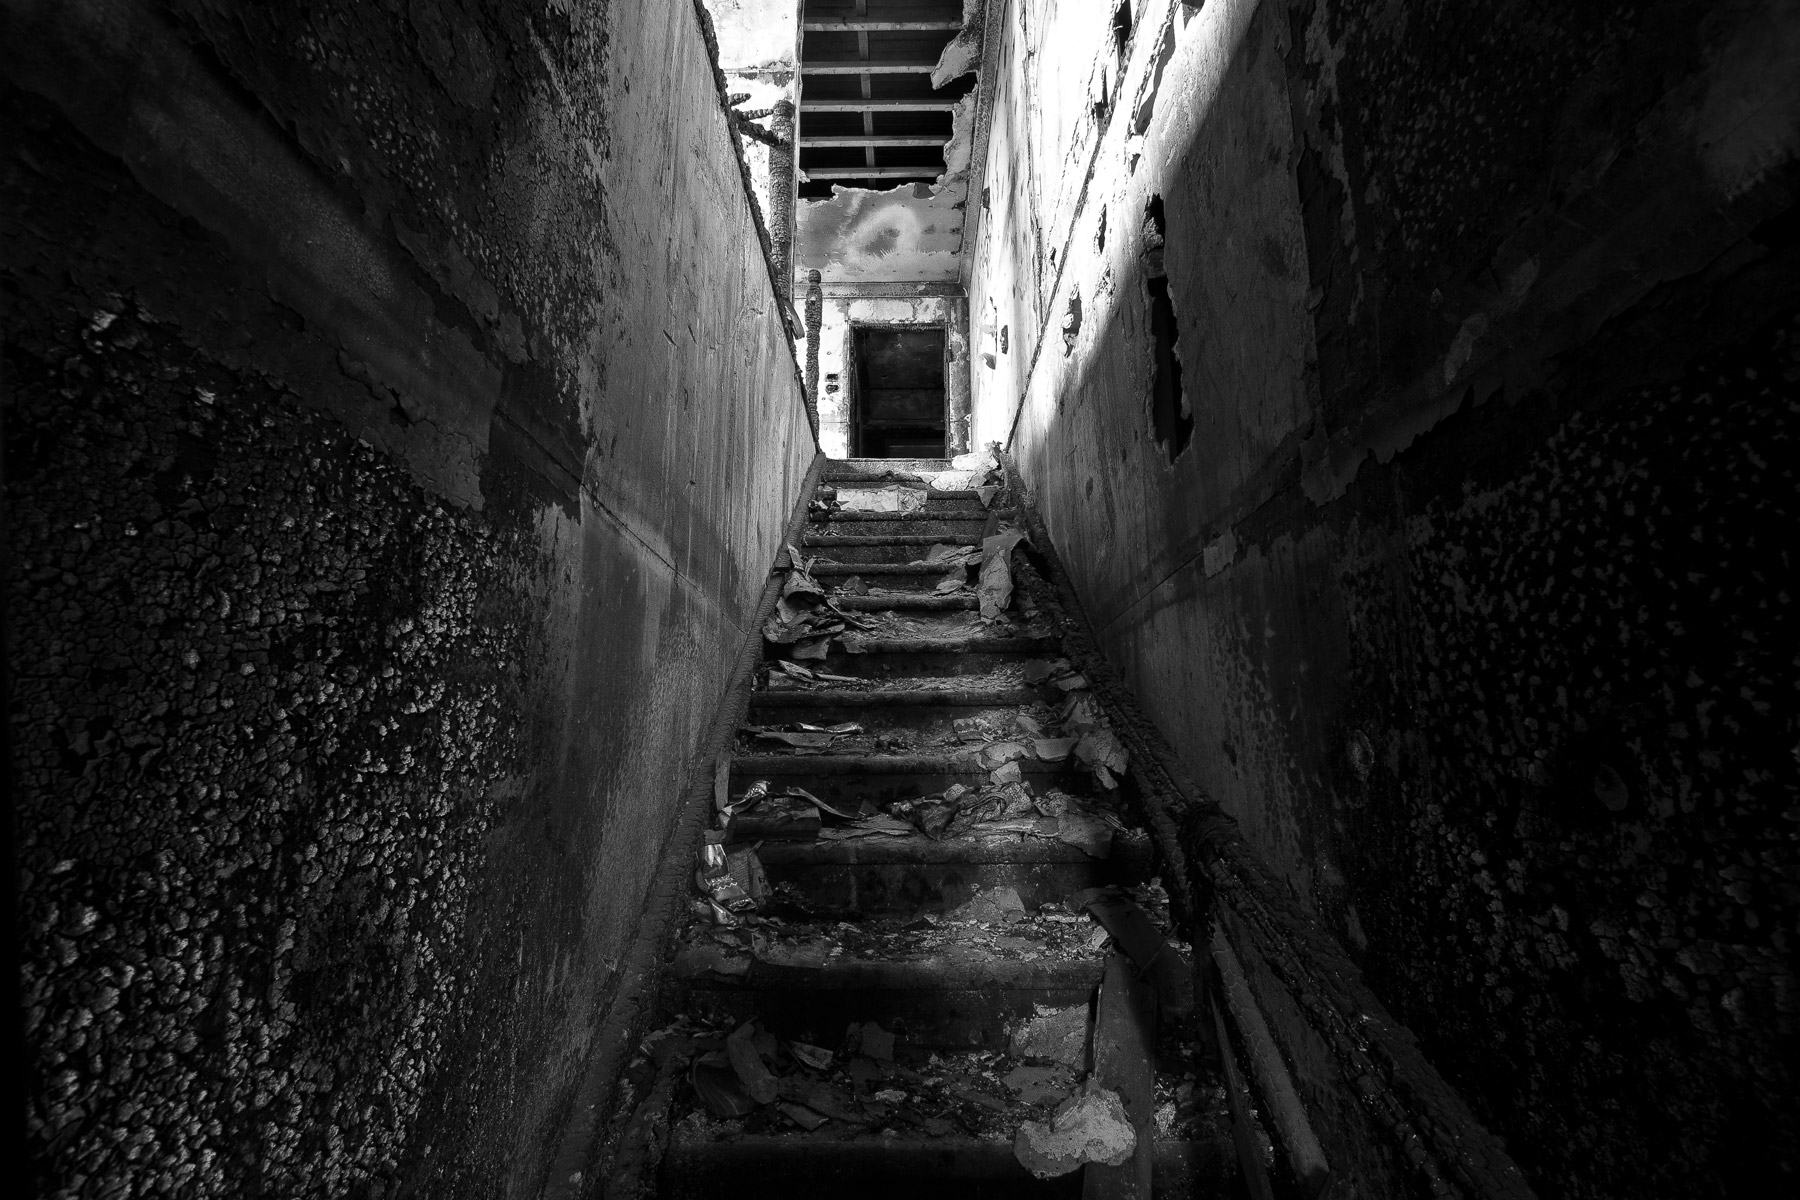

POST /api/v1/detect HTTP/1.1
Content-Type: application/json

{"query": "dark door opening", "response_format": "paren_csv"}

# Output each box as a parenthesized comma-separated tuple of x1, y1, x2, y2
(852, 326, 946, 458)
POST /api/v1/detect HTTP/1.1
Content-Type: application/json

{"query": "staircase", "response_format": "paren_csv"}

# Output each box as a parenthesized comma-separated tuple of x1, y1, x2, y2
(618, 460, 1242, 1200)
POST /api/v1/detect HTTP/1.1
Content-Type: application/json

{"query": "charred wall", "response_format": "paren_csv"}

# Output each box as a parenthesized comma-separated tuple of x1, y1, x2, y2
(970, 0, 1798, 1195)
(4, 2, 814, 1197)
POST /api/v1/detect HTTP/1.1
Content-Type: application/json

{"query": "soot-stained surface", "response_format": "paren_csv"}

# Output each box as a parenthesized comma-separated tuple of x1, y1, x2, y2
(8, 256, 547, 1195)
(969, 0, 1798, 1195)
(6, 0, 814, 1194)
(1339, 313, 1799, 1196)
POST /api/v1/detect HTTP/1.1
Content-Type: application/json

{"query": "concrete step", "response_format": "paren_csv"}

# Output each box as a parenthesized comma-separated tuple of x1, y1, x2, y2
(833, 593, 979, 612)
(813, 509, 1012, 524)
(811, 563, 978, 596)
(753, 828, 1153, 917)
(749, 686, 1051, 741)
(817, 486, 990, 514)
(661, 1135, 1232, 1200)
(731, 753, 1081, 810)
(821, 457, 954, 481)
(667, 927, 1104, 1049)
(767, 636, 1059, 680)
(810, 516, 994, 539)
(804, 534, 979, 565)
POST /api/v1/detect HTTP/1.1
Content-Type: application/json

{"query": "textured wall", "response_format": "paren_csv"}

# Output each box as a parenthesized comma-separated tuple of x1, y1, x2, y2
(5, 1, 814, 1197)
(969, 0, 1798, 1195)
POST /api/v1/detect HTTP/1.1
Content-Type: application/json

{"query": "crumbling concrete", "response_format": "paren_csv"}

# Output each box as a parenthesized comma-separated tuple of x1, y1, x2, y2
(967, 0, 1800, 1196)
(5, 1, 812, 1197)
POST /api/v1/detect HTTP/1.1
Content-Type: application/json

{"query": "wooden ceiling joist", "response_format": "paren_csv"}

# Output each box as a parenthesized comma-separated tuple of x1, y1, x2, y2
(800, 97, 961, 112)
(801, 60, 938, 74)
(801, 134, 947, 147)
(806, 166, 943, 180)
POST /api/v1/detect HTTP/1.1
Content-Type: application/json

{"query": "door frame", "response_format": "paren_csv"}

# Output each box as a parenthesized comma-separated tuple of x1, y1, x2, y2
(847, 321, 951, 459)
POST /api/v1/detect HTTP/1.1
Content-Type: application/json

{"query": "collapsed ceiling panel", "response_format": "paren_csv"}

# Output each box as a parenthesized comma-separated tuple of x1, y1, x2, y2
(797, 0, 986, 284)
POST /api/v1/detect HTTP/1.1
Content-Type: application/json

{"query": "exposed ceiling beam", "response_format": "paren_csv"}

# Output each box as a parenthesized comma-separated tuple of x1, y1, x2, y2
(801, 97, 961, 111)
(802, 61, 938, 74)
(801, 134, 947, 147)
(806, 166, 942, 180)
(802, 19, 961, 31)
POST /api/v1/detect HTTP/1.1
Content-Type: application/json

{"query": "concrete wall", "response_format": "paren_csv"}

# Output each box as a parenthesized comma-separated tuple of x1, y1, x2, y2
(970, 0, 1799, 1195)
(4, 2, 814, 1197)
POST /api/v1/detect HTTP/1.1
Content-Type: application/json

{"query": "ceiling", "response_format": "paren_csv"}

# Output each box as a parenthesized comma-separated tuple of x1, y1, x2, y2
(797, 0, 977, 197)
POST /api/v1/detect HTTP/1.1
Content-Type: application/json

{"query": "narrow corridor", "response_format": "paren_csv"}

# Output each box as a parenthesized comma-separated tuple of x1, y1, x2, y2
(8, 2, 1795, 1199)
(643, 458, 1228, 1197)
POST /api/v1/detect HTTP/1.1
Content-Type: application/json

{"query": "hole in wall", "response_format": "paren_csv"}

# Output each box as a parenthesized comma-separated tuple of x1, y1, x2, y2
(1061, 292, 1083, 356)
(1000, 325, 1009, 354)
(1143, 195, 1192, 461)
(1133, 25, 1177, 137)
(1095, 206, 1108, 254)
(1112, 2, 1132, 56)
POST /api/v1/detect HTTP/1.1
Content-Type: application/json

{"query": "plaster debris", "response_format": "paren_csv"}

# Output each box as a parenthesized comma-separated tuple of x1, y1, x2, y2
(1013, 1081, 1138, 1177)
(978, 526, 1031, 618)
(837, 485, 928, 513)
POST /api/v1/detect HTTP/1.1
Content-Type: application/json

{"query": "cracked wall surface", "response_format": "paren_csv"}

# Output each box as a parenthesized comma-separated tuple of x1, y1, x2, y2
(969, 0, 1798, 1195)
(4, 1, 814, 1197)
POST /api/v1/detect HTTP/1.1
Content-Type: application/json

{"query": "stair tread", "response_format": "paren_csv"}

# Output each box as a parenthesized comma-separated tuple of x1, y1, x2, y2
(731, 752, 1073, 774)
(750, 687, 1044, 706)
(806, 532, 982, 546)
(643, 541, 1229, 1196)
(752, 829, 1134, 865)
(812, 562, 966, 575)
(833, 594, 979, 611)
(674, 910, 1109, 981)
(661, 1134, 1233, 1200)
(813, 510, 1013, 523)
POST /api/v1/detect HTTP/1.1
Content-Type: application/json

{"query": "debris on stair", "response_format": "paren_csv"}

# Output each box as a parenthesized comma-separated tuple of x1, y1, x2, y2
(762, 545, 873, 662)
(695, 837, 765, 925)
(650, 461, 1238, 1188)
(835, 483, 927, 513)
(1012, 1079, 1139, 1177)
(1009, 1002, 1089, 1065)
(976, 524, 1030, 619)
(1074, 728, 1129, 789)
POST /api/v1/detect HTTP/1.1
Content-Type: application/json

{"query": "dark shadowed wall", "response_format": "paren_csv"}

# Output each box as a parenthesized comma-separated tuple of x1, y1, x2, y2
(970, 0, 1797, 1196)
(4, 1, 814, 1196)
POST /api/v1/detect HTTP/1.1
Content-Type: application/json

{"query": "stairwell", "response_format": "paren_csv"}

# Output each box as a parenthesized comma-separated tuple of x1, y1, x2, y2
(602, 459, 1245, 1200)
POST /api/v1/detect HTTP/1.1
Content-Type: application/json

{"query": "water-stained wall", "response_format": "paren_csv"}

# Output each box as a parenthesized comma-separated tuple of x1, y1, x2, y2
(4, 1, 814, 1197)
(969, 0, 1798, 1195)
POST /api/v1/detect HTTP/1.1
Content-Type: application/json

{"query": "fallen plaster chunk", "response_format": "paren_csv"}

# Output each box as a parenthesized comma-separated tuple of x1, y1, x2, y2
(1013, 1080, 1137, 1177)
(1009, 1003, 1087, 1065)
(837, 484, 926, 513)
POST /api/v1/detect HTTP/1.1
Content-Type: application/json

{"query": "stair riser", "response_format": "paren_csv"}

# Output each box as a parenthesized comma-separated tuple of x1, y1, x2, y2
(746, 703, 1045, 740)
(761, 859, 1119, 918)
(665, 982, 1097, 1051)
(804, 542, 976, 565)
(805, 651, 1046, 678)
(810, 517, 992, 537)
(816, 575, 973, 596)
(729, 768, 1072, 809)
(662, 1142, 1228, 1200)
(819, 491, 989, 516)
